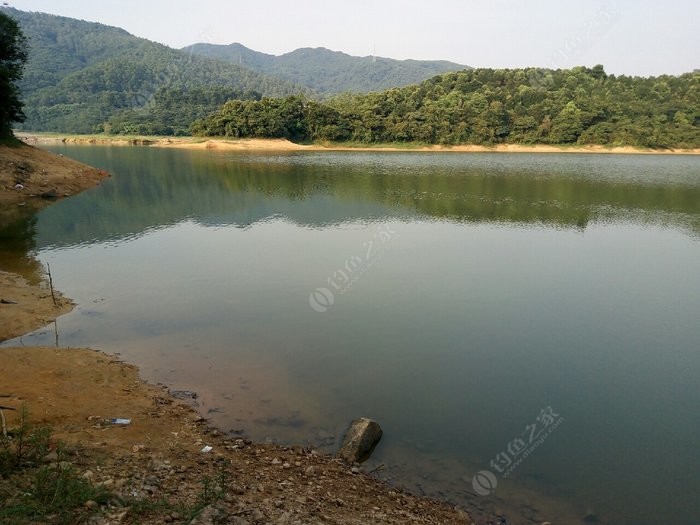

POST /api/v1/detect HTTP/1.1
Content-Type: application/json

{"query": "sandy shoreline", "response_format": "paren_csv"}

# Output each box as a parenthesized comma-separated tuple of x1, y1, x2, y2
(0, 346, 476, 524)
(0, 140, 481, 523)
(17, 132, 700, 155)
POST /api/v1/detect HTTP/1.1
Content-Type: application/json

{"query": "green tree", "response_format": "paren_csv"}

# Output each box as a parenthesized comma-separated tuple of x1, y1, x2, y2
(190, 67, 699, 149)
(549, 101, 584, 143)
(0, 10, 28, 137)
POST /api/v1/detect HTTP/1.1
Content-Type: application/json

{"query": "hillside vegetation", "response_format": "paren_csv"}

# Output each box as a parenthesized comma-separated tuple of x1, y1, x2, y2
(7, 8, 468, 135)
(4, 8, 697, 147)
(6, 8, 304, 135)
(183, 43, 468, 94)
(192, 66, 700, 148)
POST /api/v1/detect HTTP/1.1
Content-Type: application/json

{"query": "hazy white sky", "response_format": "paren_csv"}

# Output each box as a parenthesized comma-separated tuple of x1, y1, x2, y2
(5, 0, 699, 76)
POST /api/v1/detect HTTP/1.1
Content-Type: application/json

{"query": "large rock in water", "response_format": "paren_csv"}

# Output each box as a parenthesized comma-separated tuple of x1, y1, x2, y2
(337, 418, 383, 464)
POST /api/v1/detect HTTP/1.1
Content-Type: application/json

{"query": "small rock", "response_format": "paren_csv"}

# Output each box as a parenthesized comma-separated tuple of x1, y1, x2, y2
(171, 390, 198, 401)
(84, 500, 98, 510)
(304, 466, 316, 476)
(351, 466, 360, 474)
(337, 417, 383, 464)
(189, 504, 220, 525)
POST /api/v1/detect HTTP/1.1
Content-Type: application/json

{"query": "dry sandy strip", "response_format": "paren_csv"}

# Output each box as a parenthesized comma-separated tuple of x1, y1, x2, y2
(0, 271, 73, 342)
(18, 132, 700, 154)
(165, 139, 700, 155)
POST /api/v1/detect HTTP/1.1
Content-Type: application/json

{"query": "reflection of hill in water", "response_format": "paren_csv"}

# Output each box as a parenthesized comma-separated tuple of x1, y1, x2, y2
(33, 147, 700, 248)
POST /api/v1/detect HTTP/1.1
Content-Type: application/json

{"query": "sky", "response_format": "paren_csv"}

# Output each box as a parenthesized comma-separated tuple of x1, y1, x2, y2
(5, 0, 699, 76)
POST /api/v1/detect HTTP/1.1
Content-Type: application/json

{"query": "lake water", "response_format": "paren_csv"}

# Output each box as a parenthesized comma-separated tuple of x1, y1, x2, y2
(2, 146, 699, 524)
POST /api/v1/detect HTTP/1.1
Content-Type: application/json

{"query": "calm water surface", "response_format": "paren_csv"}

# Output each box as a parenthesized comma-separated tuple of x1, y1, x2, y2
(2, 146, 699, 525)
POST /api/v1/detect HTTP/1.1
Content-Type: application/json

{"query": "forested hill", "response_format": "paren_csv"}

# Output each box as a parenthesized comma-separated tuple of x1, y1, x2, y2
(5, 8, 305, 134)
(192, 66, 700, 148)
(183, 43, 469, 94)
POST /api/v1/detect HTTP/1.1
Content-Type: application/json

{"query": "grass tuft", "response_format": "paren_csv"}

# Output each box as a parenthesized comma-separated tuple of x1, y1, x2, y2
(0, 406, 111, 525)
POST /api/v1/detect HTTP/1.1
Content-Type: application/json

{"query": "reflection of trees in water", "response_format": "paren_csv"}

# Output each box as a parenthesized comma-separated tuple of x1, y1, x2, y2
(30, 148, 700, 248)
(0, 209, 43, 282)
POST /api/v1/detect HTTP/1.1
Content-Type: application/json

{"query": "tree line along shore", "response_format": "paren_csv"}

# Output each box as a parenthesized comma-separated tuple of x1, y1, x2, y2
(30, 66, 697, 150)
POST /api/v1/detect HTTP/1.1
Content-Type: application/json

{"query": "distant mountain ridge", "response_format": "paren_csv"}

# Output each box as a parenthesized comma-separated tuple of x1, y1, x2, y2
(4, 7, 469, 134)
(5, 8, 304, 134)
(183, 42, 470, 94)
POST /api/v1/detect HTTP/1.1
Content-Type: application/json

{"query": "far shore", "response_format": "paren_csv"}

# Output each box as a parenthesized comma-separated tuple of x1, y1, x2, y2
(16, 132, 700, 155)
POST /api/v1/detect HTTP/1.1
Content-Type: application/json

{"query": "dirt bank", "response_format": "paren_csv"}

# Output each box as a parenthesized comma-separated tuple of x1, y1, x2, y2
(0, 271, 72, 342)
(17, 132, 700, 155)
(0, 141, 109, 209)
(0, 346, 473, 524)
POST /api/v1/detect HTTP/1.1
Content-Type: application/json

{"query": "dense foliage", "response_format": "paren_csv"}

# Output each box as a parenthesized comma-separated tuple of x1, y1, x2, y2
(0, 10, 28, 137)
(192, 66, 700, 148)
(5, 8, 698, 146)
(7, 8, 304, 134)
(103, 85, 262, 136)
(184, 43, 467, 94)
(20, 42, 288, 135)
